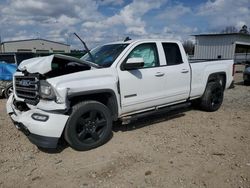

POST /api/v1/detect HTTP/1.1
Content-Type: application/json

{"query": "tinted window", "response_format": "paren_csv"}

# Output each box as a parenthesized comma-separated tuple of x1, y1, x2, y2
(162, 43, 183, 66)
(127, 43, 159, 68)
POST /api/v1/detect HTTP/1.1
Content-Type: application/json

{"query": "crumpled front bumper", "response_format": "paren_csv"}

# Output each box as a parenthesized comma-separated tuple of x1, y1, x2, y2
(6, 94, 69, 148)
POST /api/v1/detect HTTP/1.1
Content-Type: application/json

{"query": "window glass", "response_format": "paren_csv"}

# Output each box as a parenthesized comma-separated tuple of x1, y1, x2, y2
(162, 43, 183, 66)
(81, 44, 128, 67)
(127, 43, 159, 68)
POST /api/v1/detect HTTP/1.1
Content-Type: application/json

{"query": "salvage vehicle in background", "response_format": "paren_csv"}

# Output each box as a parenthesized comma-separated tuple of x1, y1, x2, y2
(7, 39, 234, 151)
(0, 62, 17, 98)
(243, 64, 250, 85)
(0, 53, 35, 98)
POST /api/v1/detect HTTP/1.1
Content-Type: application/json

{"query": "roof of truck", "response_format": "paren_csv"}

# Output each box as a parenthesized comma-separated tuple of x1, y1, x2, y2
(105, 39, 180, 45)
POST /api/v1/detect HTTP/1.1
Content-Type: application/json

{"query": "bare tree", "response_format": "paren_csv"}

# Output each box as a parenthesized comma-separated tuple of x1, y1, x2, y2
(221, 26, 238, 33)
(183, 40, 194, 55)
(239, 25, 249, 34)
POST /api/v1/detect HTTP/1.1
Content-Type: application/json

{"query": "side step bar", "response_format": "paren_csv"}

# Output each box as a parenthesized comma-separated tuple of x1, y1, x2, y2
(121, 102, 191, 124)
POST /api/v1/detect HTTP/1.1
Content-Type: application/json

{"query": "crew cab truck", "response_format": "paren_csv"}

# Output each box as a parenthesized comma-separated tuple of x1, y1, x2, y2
(6, 39, 234, 151)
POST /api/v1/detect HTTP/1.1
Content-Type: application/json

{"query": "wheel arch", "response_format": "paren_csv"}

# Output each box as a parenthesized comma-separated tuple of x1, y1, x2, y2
(206, 72, 226, 90)
(67, 89, 119, 121)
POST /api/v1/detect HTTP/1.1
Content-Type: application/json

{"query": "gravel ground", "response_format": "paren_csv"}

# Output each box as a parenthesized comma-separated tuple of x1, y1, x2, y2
(0, 65, 249, 188)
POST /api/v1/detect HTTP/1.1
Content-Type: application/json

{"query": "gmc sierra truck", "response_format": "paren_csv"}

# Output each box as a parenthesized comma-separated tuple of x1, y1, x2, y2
(6, 39, 234, 151)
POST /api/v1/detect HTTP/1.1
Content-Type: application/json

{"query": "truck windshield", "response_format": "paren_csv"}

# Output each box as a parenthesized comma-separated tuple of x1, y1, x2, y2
(81, 44, 128, 67)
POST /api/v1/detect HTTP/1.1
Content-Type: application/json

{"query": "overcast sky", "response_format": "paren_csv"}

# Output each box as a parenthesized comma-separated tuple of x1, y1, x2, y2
(0, 0, 249, 49)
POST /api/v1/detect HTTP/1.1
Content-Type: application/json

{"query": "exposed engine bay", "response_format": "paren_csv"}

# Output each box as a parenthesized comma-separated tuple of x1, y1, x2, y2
(18, 54, 98, 78)
(44, 56, 91, 78)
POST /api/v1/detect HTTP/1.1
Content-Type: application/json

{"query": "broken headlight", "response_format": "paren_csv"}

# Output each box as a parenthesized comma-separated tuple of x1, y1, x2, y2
(39, 80, 56, 100)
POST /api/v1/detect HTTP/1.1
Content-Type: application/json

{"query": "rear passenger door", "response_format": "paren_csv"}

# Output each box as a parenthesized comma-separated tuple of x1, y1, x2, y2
(159, 42, 190, 103)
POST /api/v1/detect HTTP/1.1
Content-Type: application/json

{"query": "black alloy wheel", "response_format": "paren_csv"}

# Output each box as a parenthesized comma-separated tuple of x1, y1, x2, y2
(76, 110, 107, 144)
(64, 101, 112, 151)
(200, 81, 224, 112)
(210, 86, 223, 109)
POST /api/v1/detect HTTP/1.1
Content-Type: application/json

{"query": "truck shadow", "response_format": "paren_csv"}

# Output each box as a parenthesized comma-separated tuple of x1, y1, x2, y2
(113, 107, 192, 132)
(38, 106, 192, 154)
(37, 139, 69, 154)
(234, 81, 248, 86)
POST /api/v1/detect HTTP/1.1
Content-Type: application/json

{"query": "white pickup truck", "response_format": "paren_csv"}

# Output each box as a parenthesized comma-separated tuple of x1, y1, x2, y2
(6, 39, 234, 151)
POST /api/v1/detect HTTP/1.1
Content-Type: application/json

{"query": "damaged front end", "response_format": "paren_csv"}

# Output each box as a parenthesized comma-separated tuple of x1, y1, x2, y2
(6, 54, 99, 148)
(14, 54, 97, 107)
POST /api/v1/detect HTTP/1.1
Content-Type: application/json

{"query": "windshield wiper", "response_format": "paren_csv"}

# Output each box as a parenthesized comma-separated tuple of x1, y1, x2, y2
(74, 32, 95, 63)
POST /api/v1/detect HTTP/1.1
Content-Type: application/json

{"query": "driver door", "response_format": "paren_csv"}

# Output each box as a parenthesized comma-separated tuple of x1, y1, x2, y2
(118, 43, 168, 114)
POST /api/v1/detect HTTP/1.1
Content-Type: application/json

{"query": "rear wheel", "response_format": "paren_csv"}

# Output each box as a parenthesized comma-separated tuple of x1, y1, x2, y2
(4, 84, 13, 98)
(64, 101, 112, 151)
(199, 81, 224, 112)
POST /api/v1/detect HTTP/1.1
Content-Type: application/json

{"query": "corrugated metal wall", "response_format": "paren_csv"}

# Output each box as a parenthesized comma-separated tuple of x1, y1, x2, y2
(2, 39, 70, 53)
(194, 35, 250, 59)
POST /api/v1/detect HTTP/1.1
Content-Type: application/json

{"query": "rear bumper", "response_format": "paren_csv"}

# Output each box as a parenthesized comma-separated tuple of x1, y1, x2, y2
(6, 94, 69, 148)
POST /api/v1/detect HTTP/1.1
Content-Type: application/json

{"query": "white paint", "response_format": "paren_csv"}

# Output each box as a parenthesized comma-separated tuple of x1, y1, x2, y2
(6, 39, 234, 143)
(6, 94, 69, 137)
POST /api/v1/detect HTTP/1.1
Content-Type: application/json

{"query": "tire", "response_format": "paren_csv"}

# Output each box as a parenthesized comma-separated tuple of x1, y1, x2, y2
(64, 101, 113, 151)
(4, 84, 13, 98)
(199, 81, 224, 112)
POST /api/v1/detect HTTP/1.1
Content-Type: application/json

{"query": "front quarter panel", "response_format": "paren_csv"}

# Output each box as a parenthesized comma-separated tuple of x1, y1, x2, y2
(47, 67, 121, 112)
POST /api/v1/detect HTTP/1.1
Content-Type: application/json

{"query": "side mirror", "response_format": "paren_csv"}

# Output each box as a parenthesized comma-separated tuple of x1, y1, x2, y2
(123, 57, 144, 70)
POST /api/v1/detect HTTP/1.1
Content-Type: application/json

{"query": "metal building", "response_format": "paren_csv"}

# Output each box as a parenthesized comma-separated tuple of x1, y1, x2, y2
(0, 39, 70, 53)
(193, 33, 250, 63)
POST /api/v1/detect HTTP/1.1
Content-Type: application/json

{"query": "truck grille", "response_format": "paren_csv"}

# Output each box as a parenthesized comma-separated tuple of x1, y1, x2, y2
(15, 76, 39, 104)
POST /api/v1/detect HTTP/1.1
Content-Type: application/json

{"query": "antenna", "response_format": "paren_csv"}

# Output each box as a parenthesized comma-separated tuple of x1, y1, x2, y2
(73, 32, 95, 63)
(124, 36, 131, 42)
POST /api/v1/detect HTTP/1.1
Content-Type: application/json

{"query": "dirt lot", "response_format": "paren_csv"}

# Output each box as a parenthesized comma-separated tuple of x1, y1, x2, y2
(0, 65, 249, 188)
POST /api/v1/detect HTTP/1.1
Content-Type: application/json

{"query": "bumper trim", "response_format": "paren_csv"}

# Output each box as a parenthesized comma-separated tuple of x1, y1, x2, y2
(28, 133, 59, 149)
(13, 121, 59, 148)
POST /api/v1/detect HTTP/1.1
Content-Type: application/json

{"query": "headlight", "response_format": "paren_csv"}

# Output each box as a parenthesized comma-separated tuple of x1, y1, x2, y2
(39, 80, 56, 100)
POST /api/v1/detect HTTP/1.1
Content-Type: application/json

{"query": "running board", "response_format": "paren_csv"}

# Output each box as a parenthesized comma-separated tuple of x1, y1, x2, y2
(121, 102, 191, 124)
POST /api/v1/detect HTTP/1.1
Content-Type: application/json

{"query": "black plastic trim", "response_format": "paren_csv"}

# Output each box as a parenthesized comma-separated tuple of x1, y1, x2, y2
(28, 134, 59, 149)
(31, 113, 49, 122)
(123, 102, 191, 121)
(11, 121, 58, 148)
(124, 94, 137, 98)
(206, 72, 227, 90)
(68, 89, 119, 120)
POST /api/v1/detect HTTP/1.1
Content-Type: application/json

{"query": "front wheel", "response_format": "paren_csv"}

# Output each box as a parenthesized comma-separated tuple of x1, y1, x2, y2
(64, 101, 113, 151)
(199, 81, 224, 112)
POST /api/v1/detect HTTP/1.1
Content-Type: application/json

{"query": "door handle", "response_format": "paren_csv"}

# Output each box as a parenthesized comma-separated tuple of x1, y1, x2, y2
(155, 72, 165, 77)
(181, 69, 189, 73)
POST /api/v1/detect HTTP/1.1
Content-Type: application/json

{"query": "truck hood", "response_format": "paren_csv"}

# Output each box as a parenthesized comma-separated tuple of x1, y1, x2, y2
(18, 54, 99, 75)
(18, 55, 54, 74)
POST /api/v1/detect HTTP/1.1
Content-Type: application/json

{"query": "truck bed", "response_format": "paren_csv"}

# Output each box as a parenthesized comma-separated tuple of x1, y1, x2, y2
(189, 59, 234, 99)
